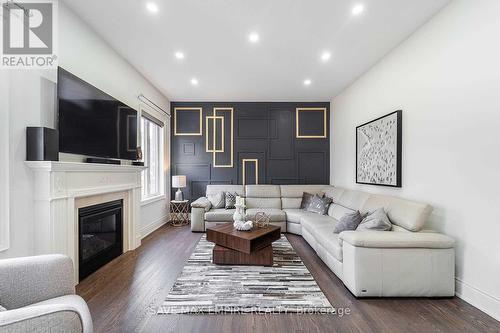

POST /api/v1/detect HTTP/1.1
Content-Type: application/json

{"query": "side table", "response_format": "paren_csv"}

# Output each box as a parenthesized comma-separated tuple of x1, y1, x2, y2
(170, 200, 189, 227)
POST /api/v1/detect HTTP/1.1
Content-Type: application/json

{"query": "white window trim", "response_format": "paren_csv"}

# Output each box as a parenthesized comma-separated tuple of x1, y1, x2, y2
(140, 194, 167, 207)
(0, 73, 10, 252)
(140, 107, 166, 204)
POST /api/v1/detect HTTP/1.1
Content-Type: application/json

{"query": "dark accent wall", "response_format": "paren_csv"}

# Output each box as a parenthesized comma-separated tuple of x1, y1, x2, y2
(171, 102, 330, 200)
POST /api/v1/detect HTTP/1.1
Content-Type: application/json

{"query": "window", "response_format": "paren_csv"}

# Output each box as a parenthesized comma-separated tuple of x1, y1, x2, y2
(141, 115, 164, 201)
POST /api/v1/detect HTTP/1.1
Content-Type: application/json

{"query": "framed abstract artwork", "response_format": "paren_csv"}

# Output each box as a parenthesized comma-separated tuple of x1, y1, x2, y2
(356, 110, 402, 187)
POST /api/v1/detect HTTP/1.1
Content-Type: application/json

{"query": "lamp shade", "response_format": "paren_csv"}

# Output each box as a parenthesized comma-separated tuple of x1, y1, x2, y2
(172, 175, 187, 188)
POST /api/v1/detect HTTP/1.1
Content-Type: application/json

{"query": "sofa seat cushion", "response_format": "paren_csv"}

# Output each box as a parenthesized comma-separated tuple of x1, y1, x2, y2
(314, 226, 343, 262)
(246, 208, 286, 222)
(205, 209, 235, 222)
(283, 209, 317, 224)
(301, 214, 338, 233)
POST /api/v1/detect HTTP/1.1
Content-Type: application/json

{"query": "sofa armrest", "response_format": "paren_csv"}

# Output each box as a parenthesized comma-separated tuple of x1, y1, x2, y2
(191, 207, 206, 232)
(191, 197, 212, 212)
(0, 304, 88, 333)
(0, 255, 75, 309)
(339, 231, 455, 249)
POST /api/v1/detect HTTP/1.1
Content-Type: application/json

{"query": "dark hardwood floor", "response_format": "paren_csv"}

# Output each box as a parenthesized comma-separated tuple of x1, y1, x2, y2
(76, 225, 500, 333)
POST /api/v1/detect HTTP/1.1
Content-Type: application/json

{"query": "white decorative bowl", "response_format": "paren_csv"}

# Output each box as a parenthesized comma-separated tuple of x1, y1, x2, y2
(233, 220, 253, 231)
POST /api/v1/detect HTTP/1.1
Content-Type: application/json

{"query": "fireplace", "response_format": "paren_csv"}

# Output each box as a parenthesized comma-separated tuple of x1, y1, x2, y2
(78, 200, 123, 280)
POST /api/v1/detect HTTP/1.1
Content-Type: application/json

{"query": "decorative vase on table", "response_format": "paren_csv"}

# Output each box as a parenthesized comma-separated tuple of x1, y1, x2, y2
(233, 196, 253, 231)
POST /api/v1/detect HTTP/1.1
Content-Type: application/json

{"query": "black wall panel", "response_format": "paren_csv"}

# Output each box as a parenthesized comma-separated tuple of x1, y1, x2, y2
(171, 102, 330, 200)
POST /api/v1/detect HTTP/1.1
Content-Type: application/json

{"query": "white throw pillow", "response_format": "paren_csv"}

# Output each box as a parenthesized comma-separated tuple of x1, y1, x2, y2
(0, 304, 6, 312)
(207, 192, 225, 209)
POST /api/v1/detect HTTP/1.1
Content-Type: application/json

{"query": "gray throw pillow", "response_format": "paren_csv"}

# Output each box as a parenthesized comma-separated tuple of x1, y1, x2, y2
(357, 208, 392, 231)
(0, 304, 6, 312)
(225, 192, 237, 209)
(208, 192, 225, 209)
(191, 197, 212, 212)
(300, 192, 324, 209)
(306, 194, 332, 215)
(334, 210, 364, 233)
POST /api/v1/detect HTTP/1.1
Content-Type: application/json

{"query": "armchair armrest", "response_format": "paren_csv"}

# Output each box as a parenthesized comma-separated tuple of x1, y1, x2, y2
(191, 197, 212, 212)
(0, 255, 75, 309)
(339, 231, 455, 249)
(0, 303, 85, 333)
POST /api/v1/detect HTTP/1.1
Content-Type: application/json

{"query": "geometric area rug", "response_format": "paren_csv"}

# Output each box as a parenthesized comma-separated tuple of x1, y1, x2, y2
(158, 235, 334, 314)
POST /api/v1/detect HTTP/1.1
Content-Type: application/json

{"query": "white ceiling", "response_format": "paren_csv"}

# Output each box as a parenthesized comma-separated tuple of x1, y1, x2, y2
(62, 0, 450, 102)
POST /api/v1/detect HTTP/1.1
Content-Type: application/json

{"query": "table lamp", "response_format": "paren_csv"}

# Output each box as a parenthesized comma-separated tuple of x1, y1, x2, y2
(172, 175, 187, 201)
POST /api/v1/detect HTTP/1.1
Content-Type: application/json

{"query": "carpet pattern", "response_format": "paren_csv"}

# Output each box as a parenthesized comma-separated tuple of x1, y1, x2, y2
(158, 235, 333, 314)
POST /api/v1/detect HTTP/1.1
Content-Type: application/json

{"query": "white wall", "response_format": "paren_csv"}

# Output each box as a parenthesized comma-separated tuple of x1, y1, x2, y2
(0, 71, 10, 252)
(59, 3, 171, 237)
(331, 0, 500, 320)
(0, 2, 170, 259)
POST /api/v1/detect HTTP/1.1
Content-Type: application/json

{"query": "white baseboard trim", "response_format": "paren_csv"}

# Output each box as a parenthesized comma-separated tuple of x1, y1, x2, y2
(141, 214, 169, 239)
(455, 278, 500, 322)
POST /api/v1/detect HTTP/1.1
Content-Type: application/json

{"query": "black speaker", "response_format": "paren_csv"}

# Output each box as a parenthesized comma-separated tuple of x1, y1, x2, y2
(26, 127, 59, 161)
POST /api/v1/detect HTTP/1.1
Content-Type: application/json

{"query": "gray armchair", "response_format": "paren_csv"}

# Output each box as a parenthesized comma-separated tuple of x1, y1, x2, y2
(0, 255, 92, 333)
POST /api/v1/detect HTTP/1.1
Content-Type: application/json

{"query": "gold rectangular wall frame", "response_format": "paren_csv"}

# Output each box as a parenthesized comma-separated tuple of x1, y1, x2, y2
(213, 107, 234, 168)
(205, 116, 224, 153)
(296, 107, 328, 138)
(242, 159, 259, 186)
(174, 107, 203, 136)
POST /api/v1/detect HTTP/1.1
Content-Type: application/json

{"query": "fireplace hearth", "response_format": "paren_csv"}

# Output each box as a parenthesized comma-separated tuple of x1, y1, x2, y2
(79, 200, 123, 280)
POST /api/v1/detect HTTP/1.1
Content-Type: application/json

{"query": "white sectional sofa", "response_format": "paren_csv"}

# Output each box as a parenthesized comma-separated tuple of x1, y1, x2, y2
(191, 184, 455, 297)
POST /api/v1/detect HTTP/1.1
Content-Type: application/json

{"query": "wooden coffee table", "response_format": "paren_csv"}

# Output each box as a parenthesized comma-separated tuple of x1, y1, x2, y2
(206, 224, 281, 266)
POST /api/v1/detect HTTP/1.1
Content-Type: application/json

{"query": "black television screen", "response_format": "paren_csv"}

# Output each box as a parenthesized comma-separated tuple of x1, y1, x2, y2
(57, 67, 138, 160)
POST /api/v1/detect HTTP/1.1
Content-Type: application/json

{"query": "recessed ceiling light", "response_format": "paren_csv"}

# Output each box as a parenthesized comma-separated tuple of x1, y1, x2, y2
(175, 51, 185, 60)
(248, 32, 260, 43)
(303, 79, 312, 86)
(146, 2, 159, 14)
(352, 4, 364, 16)
(321, 51, 331, 62)
(190, 78, 199, 86)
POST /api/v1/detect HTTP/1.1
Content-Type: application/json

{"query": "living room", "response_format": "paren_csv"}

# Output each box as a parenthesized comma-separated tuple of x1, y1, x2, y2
(1, 0, 499, 332)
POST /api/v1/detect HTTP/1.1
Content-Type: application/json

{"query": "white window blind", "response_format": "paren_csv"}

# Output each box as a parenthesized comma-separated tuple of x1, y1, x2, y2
(141, 115, 164, 201)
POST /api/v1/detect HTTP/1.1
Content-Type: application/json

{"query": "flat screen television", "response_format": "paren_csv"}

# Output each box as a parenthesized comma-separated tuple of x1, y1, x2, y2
(57, 67, 138, 160)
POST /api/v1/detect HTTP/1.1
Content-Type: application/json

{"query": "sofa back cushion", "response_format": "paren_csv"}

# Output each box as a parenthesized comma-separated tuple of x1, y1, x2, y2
(206, 185, 245, 197)
(245, 185, 281, 197)
(335, 189, 370, 210)
(360, 194, 432, 232)
(328, 203, 355, 220)
(245, 185, 281, 209)
(280, 185, 330, 209)
(322, 186, 345, 202)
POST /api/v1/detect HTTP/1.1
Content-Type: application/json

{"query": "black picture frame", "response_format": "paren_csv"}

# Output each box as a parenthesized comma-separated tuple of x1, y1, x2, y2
(356, 110, 402, 187)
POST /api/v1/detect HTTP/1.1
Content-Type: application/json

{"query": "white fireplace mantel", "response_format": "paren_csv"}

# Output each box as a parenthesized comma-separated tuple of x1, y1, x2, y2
(26, 161, 146, 283)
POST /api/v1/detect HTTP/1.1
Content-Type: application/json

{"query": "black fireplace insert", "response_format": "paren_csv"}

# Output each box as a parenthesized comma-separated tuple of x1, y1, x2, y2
(78, 200, 123, 280)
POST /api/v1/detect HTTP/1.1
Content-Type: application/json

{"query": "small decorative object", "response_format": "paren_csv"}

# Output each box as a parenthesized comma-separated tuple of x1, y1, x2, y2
(233, 196, 246, 224)
(136, 146, 143, 160)
(172, 175, 187, 201)
(255, 212, 270, 228)
(233, 204, 246, 223)
(234, 220, 253, 231)
(356, 110, 402, 187)
(235, 196, 245, 207)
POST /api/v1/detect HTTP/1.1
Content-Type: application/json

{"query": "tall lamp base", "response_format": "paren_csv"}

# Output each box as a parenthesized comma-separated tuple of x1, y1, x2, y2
(175, 188, 184, 201)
